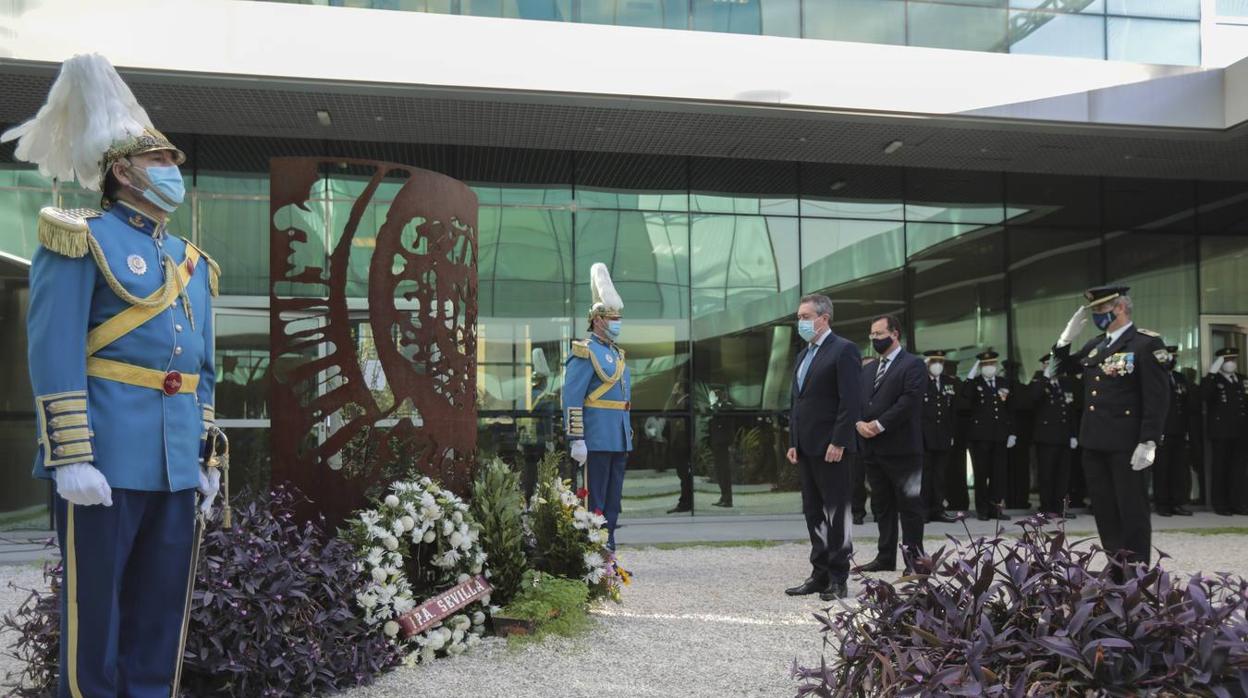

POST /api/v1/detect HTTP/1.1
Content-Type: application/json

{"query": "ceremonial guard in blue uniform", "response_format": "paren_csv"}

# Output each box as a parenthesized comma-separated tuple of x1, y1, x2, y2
(562, 263, 631, 549)
(3, 54, 222, 697)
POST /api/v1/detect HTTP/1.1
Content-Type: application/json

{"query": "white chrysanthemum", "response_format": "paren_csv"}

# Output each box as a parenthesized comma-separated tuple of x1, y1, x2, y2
(358, 593, 377, 609)
(423, 530, 436, 544)
(385, 494, 401, 508)
(590, 512, 607, 528)
(451, 628, 465, 644)
(383, 621, 400, 637)
(371, 567, 388, 584)
(448, 643, 466, 656)
(442, 520, 454, 537)
(452, 510, 463, 524)
(392, 519, 406, 536)
(450, 531, 464, 548)
(472, 611, 486, 625)
(366, 547, 385, 566)
(383, 535, 399, 551)
(400, 515, 415, 532)
(585, 567, 605, 585)
(585, 551, 605, 570)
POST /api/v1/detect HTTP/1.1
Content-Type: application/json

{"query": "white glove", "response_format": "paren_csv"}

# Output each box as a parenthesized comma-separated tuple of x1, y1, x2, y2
(1069, 437, 1078, 450)
(1006, 435, 1017, 449)
(966, 360, 981, 381)
(1058, 306, 1089, 348)
(1210, 356, 1225, 375)
(570, 439, 588, 465)
(54, 463, 113, 507)
(198, 467, 221, 514)
(1130, 441, 1157, 471)
(1043, 361, 1058, 380)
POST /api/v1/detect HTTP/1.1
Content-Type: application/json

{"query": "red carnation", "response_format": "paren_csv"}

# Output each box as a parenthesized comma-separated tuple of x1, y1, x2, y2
(594, 508, 604, 516)
(576, 488, 588, 499)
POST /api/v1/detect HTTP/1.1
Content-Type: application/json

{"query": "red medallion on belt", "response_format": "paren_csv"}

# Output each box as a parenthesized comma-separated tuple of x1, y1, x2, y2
(162, 371, 183, 396)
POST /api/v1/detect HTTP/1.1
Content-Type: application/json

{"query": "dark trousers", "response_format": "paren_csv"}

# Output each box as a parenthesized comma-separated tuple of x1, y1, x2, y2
(55, 488, 196, 698)
(851, 457, 869, 519)
(798, 452, 854, 584)
(1153, 438, 1189, 509)
(1083, 448, 1151, 565)
(521, 445, 543, 502)
(1069, 448, 1088, 507)
(864, 453, 925, 564)
(922, 448, 949, 516)
(969, 439, 1008, 515)
(1210, 438, 1248, 512)
(945, 442, 970, 511)
(711, 443, 733, 505)
(586, 451, 628, 548)
(673, 454, 693, 509)
(1035, 443, 1071, 514)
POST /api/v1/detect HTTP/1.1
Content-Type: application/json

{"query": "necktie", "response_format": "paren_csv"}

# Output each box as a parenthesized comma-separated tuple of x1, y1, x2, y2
(874, 358, 889, 390)
(797, 344, 817, 390)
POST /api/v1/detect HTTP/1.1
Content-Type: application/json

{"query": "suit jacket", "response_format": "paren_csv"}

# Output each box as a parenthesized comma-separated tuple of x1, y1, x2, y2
(859, 349, 925, 457)
(1029, 372, 1078, 446)
(959, 375, 1016, 442)
(1052, 324, 1169, 452)
(789, 332, 862, 458)
(1163, 371, 1196, 440)
(1202, 371, 1248, 441)
(922, 374, 959, 451)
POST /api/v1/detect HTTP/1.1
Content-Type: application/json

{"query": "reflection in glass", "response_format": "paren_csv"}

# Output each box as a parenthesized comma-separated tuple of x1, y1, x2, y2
(1197, 181, 1248, 236)
(1005, 172, 1101, 229)
(803, 0, 906, 44)
(1008, 228, 1102, 373)
(1107, 233, 1198, 367)
(215, 313, 272, 421)
(800, 163, 905, 220)
(1010, 0, 1104, 11)
(801, 218, 904, 295)
(1200, 236, 1248, 315)
(906, 168, 1005, 225)
(1103, 177, 1195, 234)
(576, 153, 688, 212)
(908, 225, 1007, 363)
(907, 2, 1008, 52)
(692, 0, 801, 36)
(691, 214, 799, 331)
(575, 210, 690, 319)
(578, 0, 689, 29)
(1107, 0, 1199, 20)
(690, 157, 797, 216)
(821, 271, 905, 351)
(1107, 16, 1200, 65)
(1009, 11, 1105, 59)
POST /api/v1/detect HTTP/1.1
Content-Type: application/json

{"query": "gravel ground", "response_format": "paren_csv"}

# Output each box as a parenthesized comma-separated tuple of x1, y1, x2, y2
(5, 533, 1248, 697)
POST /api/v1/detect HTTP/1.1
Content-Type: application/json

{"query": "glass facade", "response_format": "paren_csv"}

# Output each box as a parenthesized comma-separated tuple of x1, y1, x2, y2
(267, 0, 1205, 64)
(1, 143, 1246, 524)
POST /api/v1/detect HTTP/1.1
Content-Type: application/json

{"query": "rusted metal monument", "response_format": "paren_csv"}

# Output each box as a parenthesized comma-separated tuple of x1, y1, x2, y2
(269, 157, 479, 524)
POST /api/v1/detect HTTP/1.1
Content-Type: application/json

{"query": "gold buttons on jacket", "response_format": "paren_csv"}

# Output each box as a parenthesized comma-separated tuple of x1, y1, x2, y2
(175, 324, 183, 332)
(1089, 405, 1096, 411)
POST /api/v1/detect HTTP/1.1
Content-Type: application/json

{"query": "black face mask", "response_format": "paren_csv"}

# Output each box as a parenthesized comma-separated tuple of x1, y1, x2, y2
(872, 337, 894, 355)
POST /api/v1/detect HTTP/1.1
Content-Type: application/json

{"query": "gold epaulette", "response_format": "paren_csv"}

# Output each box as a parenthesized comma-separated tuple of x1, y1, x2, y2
(181, 238, 221, 297)
(1138, 328, 1160, 338)
(36, 207, 100, 258)
(571, 339, 590, 359)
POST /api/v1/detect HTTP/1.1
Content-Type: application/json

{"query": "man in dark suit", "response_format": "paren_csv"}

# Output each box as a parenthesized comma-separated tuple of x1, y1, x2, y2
(1050, 285, 1169, 570)
(920, 350, 959, 523)
(1030, 353, 1079, 518)
(1202, 347, 1248, 516)
(1155, 345, 1194, 517)
(959, 350, 1016, 521)
(784, 294, 862, 602)
(854, 315, 926, 573)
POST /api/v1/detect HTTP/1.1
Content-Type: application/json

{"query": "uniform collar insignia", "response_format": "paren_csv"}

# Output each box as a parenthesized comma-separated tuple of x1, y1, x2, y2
(110, 200, 167, 238)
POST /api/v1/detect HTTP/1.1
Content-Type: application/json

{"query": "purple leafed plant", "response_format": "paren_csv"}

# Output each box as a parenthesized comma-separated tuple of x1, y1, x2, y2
(792, 515, 1248, 697)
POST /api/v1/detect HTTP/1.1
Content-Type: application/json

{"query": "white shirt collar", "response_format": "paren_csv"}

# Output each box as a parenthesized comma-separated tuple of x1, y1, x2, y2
(1106, 321, 1134, 347)
(880, 344, 902, 363)
(810, 328, 831, 348)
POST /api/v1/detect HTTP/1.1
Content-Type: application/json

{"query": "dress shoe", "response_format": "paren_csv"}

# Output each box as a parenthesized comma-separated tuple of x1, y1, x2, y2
(976, 512, 991, 521)
(929, 512, 958, 524)
(785, 577, 826, 596)
(1216, 509, 1235, 517)
(819, 581, 849, 602)
(854, 558, 897, 573)
(993, 508, 1012, 521)
(712, 500, 733, 508)
(1063, 512, 1077, 520)
(852, 514, 865, 526)
(666, 504, 692, 514)
(1172, 506, 1194, 517)
(1157, 506, 1173, 517)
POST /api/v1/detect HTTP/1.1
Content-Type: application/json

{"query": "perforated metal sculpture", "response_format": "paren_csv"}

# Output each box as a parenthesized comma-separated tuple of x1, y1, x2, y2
(269, 158, 478, 524)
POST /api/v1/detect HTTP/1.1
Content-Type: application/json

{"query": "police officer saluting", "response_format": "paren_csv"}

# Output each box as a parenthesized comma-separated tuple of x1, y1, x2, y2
(1049, 286, 1168, 571)
(1202, 347, 1248, 516)
(1030, 354, 1079, 518)
(959, 351, 1016, 521)
(1156, 345, 1195, 517)
(920, 350, 959, 523)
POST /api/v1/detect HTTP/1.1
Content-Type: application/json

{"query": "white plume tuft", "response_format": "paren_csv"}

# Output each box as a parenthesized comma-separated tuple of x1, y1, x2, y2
(589, 262, 623, 312)
(531, 348, 550, 377)
(1, 54, 152, 191)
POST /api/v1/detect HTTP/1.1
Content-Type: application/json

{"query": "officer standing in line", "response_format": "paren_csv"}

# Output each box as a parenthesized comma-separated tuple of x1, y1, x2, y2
(1155, 345, 1195, 517)
(1030, 353, 1079, 518)
(852, 355, 874, 525)
(1202, 347, 1248, 516)
(563, 263, 632, 548)
(920, 350, 959, 523)
(4, 54, 222, 696)
(959, 351, 1016, 521)
(1049, 285, 1169, 570)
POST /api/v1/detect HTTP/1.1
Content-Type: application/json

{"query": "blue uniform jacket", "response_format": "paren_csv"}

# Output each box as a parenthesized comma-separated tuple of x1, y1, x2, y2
(28, 202, 217, 492)
(562, 334, 632, 452)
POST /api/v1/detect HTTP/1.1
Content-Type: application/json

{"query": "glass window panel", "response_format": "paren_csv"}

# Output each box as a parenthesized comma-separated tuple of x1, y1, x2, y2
(802, 0, 906, 44)
(1107, 17, 1200, 65)
(459, 147, 573, 206)
(1007, 228, 1103, 379)
(1010, 0, 1103, 12)
(1107, 0, 1199, 20)
(822, 271, 905, 352)
(799, 163, 904, 220)
(578, 0, 690, 29)
(908, 226, 1007, 365)
(461, 0, 504, 15)
(692, 0, 770, 35)
(690, 158, 797, 216)
(1201, 235, 1248, 315)
(505, 0, 573, 19)
(221, 428, 272, 500)
(801, 218, 905, 294)
(621, 415, 695, 517)
(576, 153, 688, 211)
(1219, 0, 1248, 16)
(1197, 181, 1248, 236)
(912, 0, 1005, 6)
(907, 3, 1009, 52)
(1103, 177, 1195, 234)
(760, 0, 802, 37)
(0, 187, 53, 262)
(1004, 172, 1101, 229)
(1106, 233, 1198, 367)
(683, 412, 797, 514)
(477, 207, 573, 317)
(215, 312, 272, 421)
(202, 196, 278, 297)
(1009, 11, 1105, 59)
(906, 168, 1005, 225)
(0, 274, 42, 519)
(691, 214, 800, 338)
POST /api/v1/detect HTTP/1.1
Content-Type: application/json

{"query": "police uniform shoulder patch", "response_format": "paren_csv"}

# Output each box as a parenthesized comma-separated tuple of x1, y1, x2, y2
(1153, 348, 1170, 363)
(1137, 328, 1160, 338)
(180, 237, 221, 297)
(571, 339, 590, 359)
(36, 206, 101, 258)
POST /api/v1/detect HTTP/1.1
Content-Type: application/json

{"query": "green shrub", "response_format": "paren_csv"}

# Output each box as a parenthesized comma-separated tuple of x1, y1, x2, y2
(500, 570, 590, 642)
(469, 459, 528, 607)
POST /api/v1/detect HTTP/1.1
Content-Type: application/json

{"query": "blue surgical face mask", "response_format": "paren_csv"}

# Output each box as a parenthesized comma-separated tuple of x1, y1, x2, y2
(606, 320, 621, 339)
(136, 164, 186, 213)
(1092, 310, 1116, 331)
(797, 319, 817, 343)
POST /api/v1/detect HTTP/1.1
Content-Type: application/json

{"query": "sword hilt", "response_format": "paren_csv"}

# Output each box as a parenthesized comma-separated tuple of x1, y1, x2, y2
(206, 426, 232, 529)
